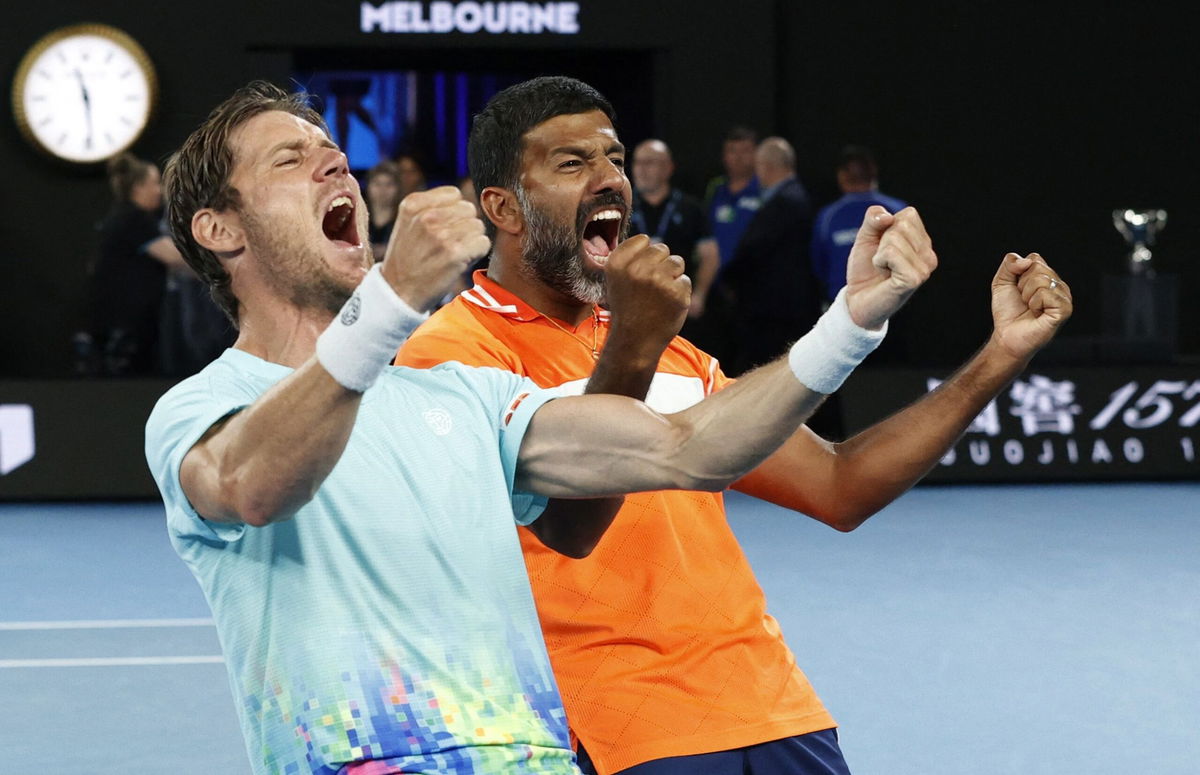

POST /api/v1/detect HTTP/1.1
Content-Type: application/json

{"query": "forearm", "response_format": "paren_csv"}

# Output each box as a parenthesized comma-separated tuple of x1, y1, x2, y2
(820, 335, 1030, 527)
(182, 360, 362, 526)
(517, 365, 823, 499)
(668, 359, 828, 490)
(532, 310, 670, 557)
(586, 322, 667, 401)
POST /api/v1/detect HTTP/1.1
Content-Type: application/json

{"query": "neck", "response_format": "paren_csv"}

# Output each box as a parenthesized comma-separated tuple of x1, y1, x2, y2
(230, 291, 337, 369)
(760, 172, 791, 190)
(487, 241, 595, 327)
(640, 185, 670, 206)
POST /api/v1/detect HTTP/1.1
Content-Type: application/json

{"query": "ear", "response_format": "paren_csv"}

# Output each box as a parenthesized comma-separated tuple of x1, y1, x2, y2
(192, 208, 245, 255)
(480, 186, 523, 237)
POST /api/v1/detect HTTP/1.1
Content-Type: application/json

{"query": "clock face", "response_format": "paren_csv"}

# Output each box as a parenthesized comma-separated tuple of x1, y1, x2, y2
(13, 25, 157, 164)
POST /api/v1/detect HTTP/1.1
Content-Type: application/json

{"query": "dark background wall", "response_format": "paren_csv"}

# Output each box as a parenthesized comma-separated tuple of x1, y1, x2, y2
(2, 0, 1196, 377)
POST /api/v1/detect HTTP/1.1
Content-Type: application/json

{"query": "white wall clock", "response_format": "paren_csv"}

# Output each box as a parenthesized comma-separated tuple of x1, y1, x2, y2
(12, 23, 159, 164)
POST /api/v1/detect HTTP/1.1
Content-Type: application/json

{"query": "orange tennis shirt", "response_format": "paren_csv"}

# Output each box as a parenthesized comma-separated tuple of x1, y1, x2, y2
(396, 271, 836, 774)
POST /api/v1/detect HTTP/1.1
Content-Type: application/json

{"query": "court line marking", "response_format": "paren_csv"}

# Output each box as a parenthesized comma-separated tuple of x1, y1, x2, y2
(0, 656, 224, 668)
(0, 618, 214, 631)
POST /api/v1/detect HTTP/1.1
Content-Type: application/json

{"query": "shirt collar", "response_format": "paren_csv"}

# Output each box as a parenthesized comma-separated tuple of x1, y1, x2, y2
(458, 269, 610, 324)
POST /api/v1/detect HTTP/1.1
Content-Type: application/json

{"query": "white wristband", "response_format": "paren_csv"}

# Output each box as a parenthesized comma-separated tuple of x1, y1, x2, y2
(788, 288, 887, 394)
(316, 264, 428, 392)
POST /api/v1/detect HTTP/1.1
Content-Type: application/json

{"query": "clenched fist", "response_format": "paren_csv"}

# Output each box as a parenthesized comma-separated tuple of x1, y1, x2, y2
(989, 252, 1073, 359)
(602, 233, 691, 353)
(843, 206, 938, 330)
(381, 186, 491, 311)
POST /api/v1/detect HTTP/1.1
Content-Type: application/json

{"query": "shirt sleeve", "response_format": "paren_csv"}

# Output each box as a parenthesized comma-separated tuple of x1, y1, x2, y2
(487, 370, 559, 526)
(144, 371, 258, 544)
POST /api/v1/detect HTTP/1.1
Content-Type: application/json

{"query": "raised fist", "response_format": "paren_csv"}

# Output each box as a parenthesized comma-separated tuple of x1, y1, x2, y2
(381, 186, 491, 311)
(843, 206, 938, 330)
(603, 234, 691, 350)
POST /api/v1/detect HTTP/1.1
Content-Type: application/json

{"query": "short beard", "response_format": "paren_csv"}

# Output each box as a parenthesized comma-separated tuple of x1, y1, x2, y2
(516, 184, 624, 306)
(237, 205, 358, 316)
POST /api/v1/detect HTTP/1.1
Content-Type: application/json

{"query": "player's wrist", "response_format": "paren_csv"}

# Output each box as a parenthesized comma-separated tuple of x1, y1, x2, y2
(788, 287, 887, 394)
(316, 264, 429, 392)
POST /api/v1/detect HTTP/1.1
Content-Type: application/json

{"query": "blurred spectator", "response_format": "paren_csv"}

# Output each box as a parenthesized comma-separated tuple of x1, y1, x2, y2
(629, 139, 718, 338)
(396, 153, 428, 198)
(458, 175, 483, 219)
(366, 161, 403, 262)
(811, 145, 907, 303)
(704, 126, 762, 269)
(78, 152, 190, 376)
(718, 137, 819, 376)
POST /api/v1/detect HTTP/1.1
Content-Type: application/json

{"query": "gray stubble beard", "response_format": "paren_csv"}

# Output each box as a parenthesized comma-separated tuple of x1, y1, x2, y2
(515, 183, 608, 306)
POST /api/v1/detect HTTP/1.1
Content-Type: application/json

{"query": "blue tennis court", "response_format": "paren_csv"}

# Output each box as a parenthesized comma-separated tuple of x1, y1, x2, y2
(1, 482, 1196, 774)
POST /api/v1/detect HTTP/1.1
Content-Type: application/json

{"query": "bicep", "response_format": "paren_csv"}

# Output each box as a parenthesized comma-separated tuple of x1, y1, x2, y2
(515, 395, 683, 498)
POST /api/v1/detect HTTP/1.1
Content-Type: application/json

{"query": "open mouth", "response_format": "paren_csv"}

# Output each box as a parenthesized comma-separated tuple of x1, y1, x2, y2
(582, 208, 622, 263)
(322, 195, 360, 246)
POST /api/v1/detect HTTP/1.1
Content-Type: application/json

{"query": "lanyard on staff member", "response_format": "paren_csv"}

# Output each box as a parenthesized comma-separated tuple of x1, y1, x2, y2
(630, 189, 680, 244)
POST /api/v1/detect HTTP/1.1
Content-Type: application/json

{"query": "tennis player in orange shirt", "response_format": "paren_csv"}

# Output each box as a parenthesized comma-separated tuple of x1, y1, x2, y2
(397, 77, 1072, 775)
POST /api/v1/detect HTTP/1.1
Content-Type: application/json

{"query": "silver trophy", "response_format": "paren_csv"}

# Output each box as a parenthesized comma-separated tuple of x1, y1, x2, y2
(1112, 209, 1167, 276)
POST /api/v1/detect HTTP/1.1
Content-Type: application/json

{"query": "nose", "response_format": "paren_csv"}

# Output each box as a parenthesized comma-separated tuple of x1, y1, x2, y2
(313, 147, 349, 181)
(591, 156, 627, 195)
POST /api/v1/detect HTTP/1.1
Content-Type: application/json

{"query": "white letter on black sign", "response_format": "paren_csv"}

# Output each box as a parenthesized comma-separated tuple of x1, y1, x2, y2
(1123, 438, 1144, 463)
(1004, 440, 1024, 464)
(558, 2, 579, 32)
(362, 1, 391, 32)
(0, 404, 35, 475)
(1037, 439, 1054, 464)
(456, 1, 484, 32)
(1092, 439, 1113, 463)
(969, 440, 991, 465)
(431, 1, 455, 30)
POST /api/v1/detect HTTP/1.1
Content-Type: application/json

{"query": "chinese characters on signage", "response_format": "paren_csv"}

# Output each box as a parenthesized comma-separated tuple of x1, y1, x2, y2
(840, 367, 1199, 482)
(929, 375, 1197, 472)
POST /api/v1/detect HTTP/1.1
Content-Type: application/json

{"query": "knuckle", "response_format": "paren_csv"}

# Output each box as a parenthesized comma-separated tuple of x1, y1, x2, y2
(399, 194, 424, 215)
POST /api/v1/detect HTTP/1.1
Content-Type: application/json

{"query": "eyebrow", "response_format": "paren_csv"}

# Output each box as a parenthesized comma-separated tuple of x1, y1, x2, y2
(262, 137, 340, 160)
(549, 141, 626, 158)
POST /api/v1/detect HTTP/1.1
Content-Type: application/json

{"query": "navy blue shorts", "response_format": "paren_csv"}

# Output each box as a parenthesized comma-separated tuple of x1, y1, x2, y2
(577, 728, 851, 775)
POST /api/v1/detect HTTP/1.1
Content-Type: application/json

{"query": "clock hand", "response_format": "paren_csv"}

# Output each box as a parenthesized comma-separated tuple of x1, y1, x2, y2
(74, 68, 93, 150)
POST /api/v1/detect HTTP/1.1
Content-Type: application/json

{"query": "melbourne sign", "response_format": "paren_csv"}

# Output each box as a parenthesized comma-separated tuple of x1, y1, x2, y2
(361, 1, 581, 34)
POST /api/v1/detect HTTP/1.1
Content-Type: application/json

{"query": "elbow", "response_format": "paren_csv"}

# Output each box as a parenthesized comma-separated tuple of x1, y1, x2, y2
(815, 503, 877, 533)
(828, 514, 867, 533)
(680, 472, 735, 493)
(218, 467, 304, 528)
